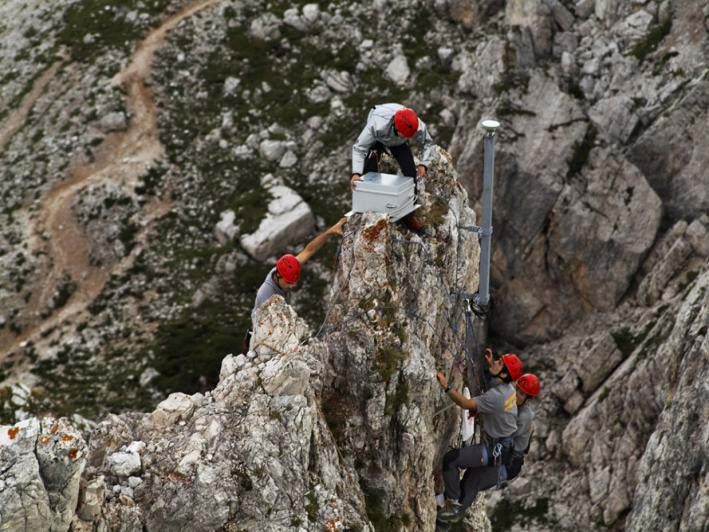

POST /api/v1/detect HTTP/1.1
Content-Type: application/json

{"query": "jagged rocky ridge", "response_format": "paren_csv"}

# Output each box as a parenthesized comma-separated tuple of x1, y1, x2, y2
(1, 149, 492, 530)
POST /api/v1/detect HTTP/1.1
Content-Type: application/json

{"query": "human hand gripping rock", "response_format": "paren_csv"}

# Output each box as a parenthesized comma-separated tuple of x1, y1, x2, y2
(436, 371, 448, 390)
(328, 217, 347, 236)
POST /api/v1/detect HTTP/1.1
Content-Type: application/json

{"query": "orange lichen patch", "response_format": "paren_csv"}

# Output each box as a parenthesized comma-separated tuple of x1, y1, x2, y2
(8, 427, 20, 439)
(325, 518, 340, 532)
(50, 422, 59, 434)
(61, 434, 74, 442)
(363, 219, 388, 241)
(40, 436, 51, 445)
(68, 448, 78, 460)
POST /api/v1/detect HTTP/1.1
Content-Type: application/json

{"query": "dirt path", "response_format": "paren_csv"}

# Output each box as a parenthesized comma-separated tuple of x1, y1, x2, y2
(0, 0, 218, 363)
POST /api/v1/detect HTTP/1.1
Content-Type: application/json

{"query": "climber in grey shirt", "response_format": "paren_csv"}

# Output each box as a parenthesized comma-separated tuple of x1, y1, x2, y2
(435, 350, 523, 520)
(513, 401, 535, 453)
(250, 218, 347, 321)
(443, 373, 541, 523)
(251, 266, 291, 321)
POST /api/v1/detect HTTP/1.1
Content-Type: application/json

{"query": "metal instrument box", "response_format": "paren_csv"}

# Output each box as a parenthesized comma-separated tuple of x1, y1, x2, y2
(352, 172, 417, 222)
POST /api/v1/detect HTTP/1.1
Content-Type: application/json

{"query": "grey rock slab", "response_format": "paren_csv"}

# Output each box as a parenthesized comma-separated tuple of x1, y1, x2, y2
(547, 151, 662, 310)
(150, 393, 195, 429)
(385, 54, 410, 85)
(575, 0, 595, 19)
(258, 139, 288, 162)
(240, 185, 315, 262)
(628, 80, 709, 221)
(637, 237, 693, 306)
(249, 13, 281, 41)
(546, 0, 575, 31)
(686, 216, 709, 256)
(108, 451, 141, 477)
(505, 0, 553, 58)
(588, 94, 638, 143)
(611, 9, 654, 46)
(283, 8, 306, 31)
(322, 70, 351, 93)
(214, 209, 237, 244)
(302, 3, 320, 24)
(279, 150, 298, 168)
(1, 417, 86, 532)
(98, 111, 127, 133)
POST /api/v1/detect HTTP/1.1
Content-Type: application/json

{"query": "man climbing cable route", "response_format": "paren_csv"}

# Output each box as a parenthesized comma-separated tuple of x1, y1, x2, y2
(435, 349, 523, 522)
(351, 103, 434, 232)
(243, 217, 347, 350)
(438, 373, 542, 525)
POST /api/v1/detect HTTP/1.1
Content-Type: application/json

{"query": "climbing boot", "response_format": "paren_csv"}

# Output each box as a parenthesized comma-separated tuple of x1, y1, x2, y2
(438, 498, 463, 520)
(435, 515, 451, 531)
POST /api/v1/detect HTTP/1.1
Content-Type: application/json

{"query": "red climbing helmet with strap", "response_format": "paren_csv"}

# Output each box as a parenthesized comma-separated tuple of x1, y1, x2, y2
(276, 254, 301, 284)
(394, 108, 418, 138)
(501, 353, 523, 381)
(517, 373, 540, 397)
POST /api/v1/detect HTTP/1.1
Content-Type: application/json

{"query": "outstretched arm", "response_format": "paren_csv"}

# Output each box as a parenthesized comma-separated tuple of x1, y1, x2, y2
(296, 217, 347, 264)
(436, 371, 477, 411)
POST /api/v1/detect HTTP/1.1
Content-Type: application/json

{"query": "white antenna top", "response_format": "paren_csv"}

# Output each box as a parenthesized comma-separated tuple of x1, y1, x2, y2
(481, 119, 500, 131)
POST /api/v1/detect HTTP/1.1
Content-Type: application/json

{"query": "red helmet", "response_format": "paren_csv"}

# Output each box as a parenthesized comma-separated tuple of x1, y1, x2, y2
(501, 354, 523, 381)
(276, 254, 301, 284)
(517, 373, 540, 397)
(394, 108, 418, 138)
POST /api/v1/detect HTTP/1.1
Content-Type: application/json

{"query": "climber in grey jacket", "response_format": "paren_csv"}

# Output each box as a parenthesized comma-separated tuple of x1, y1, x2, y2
(351, 104, 434, 231)
(351, 103, 434, 188)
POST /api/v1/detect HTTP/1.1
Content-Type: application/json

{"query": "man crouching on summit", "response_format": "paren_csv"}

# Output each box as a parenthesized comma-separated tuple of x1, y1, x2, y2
(435, 351, 523, 522)
(351, 103, 434, 232)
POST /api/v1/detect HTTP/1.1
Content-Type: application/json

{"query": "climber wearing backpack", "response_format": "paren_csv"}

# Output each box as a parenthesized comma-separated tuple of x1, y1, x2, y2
(435, 350, 523, 521)
(243, 217, 346, 351)
(350, 103, 434, 231)
(446, 373, 542, 522)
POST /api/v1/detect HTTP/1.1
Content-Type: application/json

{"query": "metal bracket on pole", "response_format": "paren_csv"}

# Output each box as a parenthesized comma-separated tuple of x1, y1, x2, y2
(459, 225, 493, 237)
(459, 225, 481, 233)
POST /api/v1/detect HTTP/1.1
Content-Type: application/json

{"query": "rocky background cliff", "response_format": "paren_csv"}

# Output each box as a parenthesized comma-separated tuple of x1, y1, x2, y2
(0, 0, 707, 531)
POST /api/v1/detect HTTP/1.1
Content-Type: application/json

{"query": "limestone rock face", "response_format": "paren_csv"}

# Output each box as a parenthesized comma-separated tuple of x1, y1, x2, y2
(488, 238, 708, 530)
(449, 0, 706, 345)
(0, 417, 86, 532)
(628, 79, 709, 221)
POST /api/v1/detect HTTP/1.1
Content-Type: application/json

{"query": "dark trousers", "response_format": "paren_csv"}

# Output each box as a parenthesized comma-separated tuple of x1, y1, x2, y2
(459, 466, 499, 508)
(363, 141, 418, 194)
(442, 443, 489, 501)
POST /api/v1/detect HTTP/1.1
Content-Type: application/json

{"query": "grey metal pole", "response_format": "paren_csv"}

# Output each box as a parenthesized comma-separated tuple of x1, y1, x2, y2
(474, 119, 500, 308)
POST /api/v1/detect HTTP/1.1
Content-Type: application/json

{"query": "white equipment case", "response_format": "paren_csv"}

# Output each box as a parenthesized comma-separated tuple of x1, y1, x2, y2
(352, 172, 419, 222)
